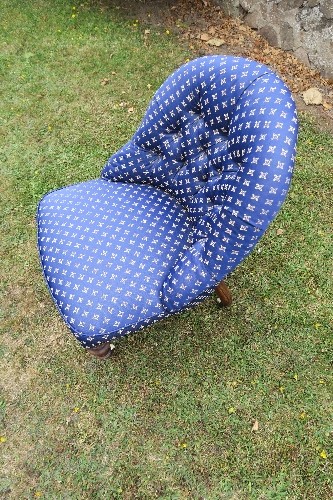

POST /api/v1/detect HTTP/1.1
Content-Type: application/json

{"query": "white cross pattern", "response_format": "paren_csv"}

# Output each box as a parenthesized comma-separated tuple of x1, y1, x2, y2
(37, 56, 298, 348)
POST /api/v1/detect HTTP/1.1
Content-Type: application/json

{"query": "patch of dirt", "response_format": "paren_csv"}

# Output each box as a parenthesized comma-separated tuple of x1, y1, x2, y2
(102, 0, 333, 133)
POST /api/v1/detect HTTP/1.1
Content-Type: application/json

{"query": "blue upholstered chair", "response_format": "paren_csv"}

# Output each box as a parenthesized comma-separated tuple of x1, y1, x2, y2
(37, 56, 298, 359)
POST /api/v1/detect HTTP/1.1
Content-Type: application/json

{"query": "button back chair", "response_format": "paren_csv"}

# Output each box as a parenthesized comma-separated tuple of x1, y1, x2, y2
(37, 56, 298, 359)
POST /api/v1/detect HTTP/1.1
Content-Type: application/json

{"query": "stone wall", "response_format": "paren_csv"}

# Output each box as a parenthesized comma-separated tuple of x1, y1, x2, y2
(217, 0, 333, 79)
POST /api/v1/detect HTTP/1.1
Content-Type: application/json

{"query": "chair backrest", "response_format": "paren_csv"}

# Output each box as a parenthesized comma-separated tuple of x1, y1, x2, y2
(102, 56, 298, 311)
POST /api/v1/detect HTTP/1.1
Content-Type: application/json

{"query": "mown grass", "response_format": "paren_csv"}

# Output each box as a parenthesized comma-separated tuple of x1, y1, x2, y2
(0, 1, 332, 498)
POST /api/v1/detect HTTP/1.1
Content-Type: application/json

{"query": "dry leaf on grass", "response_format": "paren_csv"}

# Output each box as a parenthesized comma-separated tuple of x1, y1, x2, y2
(206, 38, 225, 47)
(252, 420, 259, 432)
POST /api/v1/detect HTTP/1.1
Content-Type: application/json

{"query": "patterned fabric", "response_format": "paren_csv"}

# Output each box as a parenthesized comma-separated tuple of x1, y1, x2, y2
(37, 55, 298, 348)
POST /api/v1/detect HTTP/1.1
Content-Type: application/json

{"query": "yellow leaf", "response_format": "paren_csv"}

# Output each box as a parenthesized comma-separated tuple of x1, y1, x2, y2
(320, 450, 328, 459)
(252, 420, 259, 431)
(0, 436, 7, 443)
(228, 407, 236, 414)
(206, 38, 225, 47)
(200, 33, 210, 41)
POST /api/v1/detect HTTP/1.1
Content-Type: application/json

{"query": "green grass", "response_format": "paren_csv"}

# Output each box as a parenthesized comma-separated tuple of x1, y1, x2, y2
(0, 1, 332, 498)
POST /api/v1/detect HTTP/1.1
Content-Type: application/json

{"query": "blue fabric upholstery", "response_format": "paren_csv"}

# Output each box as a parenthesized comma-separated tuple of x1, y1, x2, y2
(37, 55, 298, 348)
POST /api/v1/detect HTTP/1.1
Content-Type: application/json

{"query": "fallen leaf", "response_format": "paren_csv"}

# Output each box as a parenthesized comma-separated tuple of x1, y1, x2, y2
(252, 420, 259, 432)
(199, 33, 210, 41)
(206, 38, 225, 47)
(144, 29, 151, 35)
(276, 228, 284, 235)
(302, 87, 323, 105)
(128, 107, 134, 113)
(100, 78, 110, 86)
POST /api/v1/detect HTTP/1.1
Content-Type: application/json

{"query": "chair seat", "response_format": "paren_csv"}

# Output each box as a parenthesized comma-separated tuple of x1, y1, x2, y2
(37, 179, 194, 347)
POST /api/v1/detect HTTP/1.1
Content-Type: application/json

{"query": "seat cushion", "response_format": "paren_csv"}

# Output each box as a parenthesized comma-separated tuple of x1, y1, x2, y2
(37, 179, 194, 348)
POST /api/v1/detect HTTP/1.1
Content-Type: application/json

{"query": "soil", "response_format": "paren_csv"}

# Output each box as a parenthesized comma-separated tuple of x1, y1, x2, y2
(104, 0, 333, 133)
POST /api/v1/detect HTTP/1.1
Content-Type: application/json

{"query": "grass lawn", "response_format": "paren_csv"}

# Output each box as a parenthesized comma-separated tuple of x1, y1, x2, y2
(0, 0, 332, 498)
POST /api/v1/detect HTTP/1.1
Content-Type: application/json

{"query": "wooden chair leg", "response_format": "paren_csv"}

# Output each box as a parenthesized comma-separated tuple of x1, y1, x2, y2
(215, 280, 232, 306)
(88, 342, 115, 360)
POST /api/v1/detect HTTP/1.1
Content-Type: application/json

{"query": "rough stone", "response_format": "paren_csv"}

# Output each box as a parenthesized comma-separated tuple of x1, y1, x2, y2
(285, 0, 304, 8)
(216, 0, 333, 79)
(239, 0, 259, 12)
(259, 25, 279, 47)
(294, 46, 310, 66)
(245, 9, 265, 29)
(280, 21, 295, 50)
(306, 0, 320, 7)
(320, 0, 333, 19)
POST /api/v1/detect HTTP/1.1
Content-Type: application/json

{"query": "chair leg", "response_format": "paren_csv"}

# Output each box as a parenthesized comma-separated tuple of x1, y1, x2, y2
(88, 342, 115, 360)
(215, 280, 232, 306)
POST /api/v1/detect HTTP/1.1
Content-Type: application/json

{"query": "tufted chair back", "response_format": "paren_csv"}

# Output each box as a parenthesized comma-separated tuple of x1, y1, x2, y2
(102, 56, 298, 312)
